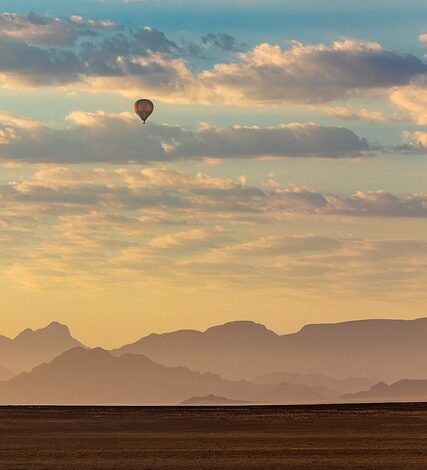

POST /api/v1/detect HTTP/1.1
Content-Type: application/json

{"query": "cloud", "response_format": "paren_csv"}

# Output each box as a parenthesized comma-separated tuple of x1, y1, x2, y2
(0, 111, 370, 163)
(0, 12, 117, 47)
(171, 122, 370, 159)
(0, 16, 425, 108)
(265, 186, 427, 219)
(208, 235, 341, 258)
(2, 165, 427, 220)
(146, 234, 427, 297)
(2, 165, 427, 292)
(0, 37, 81, 86)
(400, 131, 427, 152)
(80, 39, 427, 105)
(196, 40, 427, 105)
(7, 230, 427, 295)
(79, 27, 179, 77)
(390, 81, 427, 124)
(0, 17, 183, 88)
(0, 111, 184, 163)
(0, 165, 260, 219)
(116, 167, 239, 190)
(319, 190, 427, 218)
(149, 226, 227, 252)
(321, 106, 389, 122)
(3, 161, 427, 293)
(0, 111, 40, 130)
(69, 15, 116, 29)
(201, 33, 244, 52)
(0, 13, 77, 47)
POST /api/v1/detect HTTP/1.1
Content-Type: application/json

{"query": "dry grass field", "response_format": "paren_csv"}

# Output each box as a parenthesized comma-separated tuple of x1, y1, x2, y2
(0, 404, 426, 469)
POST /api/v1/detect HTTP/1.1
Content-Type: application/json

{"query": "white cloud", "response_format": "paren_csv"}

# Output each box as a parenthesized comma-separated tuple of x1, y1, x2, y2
(0, 111, 40, 130)
(195, 40, 427, 105)
(401, 131, 427, 151)
(390, 82, 427, 124)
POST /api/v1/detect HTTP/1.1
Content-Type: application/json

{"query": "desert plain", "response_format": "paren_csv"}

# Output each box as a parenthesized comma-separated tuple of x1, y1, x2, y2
(0, 403, 426, 469)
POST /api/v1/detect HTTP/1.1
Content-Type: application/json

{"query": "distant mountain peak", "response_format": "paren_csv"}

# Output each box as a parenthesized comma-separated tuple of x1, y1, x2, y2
(342, 378, 427, 401)
(43, 321, 72, 334)
(208, 320, 265, 329)
(181, 394, 256, 405)
(114, 316, 427, 382)
(15, 321, 72, 341)
(205, 321, 277, 336)
(47, 321, 69, 330)
(0, 321, 84, 374)
(64, 346, 106, 356)
(297, 317, 427, 335)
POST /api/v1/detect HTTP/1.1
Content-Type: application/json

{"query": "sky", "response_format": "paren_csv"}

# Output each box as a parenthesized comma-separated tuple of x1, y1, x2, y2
(1, 0, 427, 347)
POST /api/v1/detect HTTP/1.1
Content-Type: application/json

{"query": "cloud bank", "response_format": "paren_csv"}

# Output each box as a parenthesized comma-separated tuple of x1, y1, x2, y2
(0, 14, 426, 108)
(0, 111, 370, 163)
(2, 165, 427, 292)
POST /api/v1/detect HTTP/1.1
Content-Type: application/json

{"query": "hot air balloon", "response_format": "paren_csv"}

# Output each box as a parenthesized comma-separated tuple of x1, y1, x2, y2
(134, 99, 154, 124)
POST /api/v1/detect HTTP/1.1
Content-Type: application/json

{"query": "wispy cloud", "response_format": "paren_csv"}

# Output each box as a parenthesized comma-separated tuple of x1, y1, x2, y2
(1, 162, 427, 296)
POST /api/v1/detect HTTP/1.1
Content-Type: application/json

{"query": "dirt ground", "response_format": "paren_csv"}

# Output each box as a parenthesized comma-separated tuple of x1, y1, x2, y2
(0, 403, 426, 469)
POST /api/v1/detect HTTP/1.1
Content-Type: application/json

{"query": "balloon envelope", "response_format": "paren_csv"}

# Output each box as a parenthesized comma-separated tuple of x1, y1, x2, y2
(134, 99, 154, 123)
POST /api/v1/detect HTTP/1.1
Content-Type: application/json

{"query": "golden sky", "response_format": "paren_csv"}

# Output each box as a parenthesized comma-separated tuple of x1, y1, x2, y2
(0, 2, 427, 346)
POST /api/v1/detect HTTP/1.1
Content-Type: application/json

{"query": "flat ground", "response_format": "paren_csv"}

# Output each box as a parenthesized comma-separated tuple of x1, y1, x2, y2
(0, 403, 426, 469)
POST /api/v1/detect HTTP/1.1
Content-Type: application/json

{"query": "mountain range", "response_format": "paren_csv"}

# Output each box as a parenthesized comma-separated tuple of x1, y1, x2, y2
(114, 318, 427, 382)
(251, 371, 377, 394)
(0, 347, 328, 405)
(0, 322, 83, 374)
(343, 380, 427, 402)
(181, 394, 256, 405)
(0, 317, 426, 404)
(0, 365, 15, 382)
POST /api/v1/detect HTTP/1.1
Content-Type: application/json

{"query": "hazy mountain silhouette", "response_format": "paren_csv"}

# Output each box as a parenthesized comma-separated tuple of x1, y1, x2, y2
(181, 394, 256, 405)
(0, 365, 15, 382)
(0, 347, 329, 405)
(113, 321, 286, 381)
(0, 322, 83, 373)
(254, 381, 326, 403)
(114, 318, 427, 382)
(252, 372, 378, 394)
(342, 379, 427, 402)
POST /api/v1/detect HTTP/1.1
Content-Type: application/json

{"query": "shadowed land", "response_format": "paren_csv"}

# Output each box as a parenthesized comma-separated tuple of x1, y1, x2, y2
(0, 403, 426, 469)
